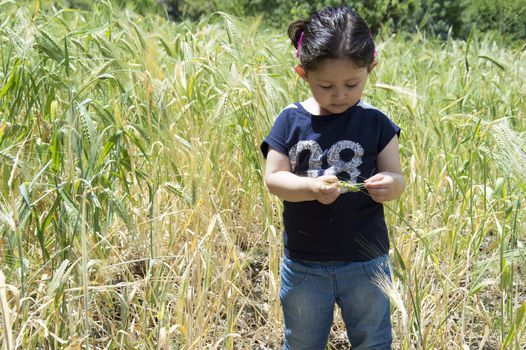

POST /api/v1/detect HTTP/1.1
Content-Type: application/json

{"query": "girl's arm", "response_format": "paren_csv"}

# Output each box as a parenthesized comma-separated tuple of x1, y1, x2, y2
(264, 147, 341, 205)
(364, 135, 405, 203)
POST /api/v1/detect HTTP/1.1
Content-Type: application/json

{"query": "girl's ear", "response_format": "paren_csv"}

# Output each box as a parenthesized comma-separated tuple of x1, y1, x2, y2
(367, 60, 378, 73)
(294, 65, 308, 80)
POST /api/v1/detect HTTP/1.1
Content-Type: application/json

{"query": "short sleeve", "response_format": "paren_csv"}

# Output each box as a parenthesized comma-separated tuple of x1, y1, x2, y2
(260, 107, 295, 158)
(377, 114, 401, 153)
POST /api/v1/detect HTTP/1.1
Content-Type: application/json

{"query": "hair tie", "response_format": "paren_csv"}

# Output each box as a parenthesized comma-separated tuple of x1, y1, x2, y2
(296, 31, 305, 58)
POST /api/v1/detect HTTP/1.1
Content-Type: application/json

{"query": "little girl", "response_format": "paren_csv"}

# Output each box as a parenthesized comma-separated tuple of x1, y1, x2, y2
(261, 7, 405, 350)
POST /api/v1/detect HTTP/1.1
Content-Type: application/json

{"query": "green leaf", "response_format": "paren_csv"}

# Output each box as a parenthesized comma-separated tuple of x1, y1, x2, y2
(0, 59, 20, 98)
(47, 259, 71, 299)
(50, 129, 62, 174)
(19, 183, 31, 207)
(96, 131, 122, 168)
(64, 35, 70, 76)
(516, 303, 526, 328)
(158, 36, 174, 57)
(104, 189, 137, 238)
(36, 29, 64, 63)
(478, 54, 506, 71)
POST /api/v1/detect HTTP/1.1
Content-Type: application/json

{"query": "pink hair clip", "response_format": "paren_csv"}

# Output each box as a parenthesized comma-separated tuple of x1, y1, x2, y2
(296, 31, 305, 58)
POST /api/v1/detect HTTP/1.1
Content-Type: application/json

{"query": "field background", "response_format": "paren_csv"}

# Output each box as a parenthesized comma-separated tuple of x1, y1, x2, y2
(0, 1, 525, 349)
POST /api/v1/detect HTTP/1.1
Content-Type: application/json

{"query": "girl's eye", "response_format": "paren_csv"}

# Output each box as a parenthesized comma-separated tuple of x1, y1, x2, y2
(319, 84, 357, 89)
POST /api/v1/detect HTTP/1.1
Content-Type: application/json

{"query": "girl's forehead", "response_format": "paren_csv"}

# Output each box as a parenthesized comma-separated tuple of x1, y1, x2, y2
(308, 59, 368, 80)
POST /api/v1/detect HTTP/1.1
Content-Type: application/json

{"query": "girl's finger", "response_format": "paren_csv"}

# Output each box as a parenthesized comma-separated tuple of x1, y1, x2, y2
(365, 181, 387, 190)
(320, 175, 339, 184)
(368, 190, 385, 197)
(365, 174, 385, 184)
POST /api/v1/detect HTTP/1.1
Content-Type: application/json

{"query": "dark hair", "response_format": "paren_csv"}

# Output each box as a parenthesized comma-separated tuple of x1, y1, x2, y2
(288, 7, 375, 71)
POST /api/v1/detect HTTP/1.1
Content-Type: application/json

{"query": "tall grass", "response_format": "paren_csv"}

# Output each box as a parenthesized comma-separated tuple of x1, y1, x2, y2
(0, 2, 524, 349)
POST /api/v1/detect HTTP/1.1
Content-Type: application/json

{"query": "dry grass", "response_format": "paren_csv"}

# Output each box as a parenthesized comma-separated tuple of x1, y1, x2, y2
(0, 2, 525, 349)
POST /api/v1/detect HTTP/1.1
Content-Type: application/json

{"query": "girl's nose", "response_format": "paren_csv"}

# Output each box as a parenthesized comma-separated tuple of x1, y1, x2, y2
(333, 89, 347, 100)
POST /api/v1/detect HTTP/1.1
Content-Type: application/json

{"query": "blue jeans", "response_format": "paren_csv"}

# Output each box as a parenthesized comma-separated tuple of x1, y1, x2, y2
(279, 255, 392, 350)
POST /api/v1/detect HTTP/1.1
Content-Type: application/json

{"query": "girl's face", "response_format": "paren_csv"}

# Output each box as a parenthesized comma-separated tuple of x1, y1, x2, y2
(297, 59, 374, 115)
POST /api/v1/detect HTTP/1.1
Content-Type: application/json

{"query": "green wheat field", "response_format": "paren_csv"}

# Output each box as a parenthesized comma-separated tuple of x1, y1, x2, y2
(0, 2, 525, 349)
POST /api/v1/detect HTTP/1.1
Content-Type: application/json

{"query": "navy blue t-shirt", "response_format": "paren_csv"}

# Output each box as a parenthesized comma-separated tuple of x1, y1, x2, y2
(261, 100, 400, 262)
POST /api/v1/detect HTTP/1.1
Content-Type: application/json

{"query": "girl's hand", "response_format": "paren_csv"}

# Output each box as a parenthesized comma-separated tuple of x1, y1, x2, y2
(364, 171, 404, 203)
(312, 175, 341, 205)
(264, 148, 344, 203)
